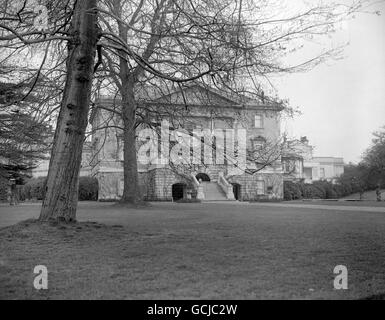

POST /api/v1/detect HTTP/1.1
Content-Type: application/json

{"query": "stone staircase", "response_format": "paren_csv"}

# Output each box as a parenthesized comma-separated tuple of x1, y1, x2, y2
(201, 181, 232, 201)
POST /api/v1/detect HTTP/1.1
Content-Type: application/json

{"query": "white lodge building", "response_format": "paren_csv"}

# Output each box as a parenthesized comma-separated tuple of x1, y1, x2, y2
(282, 137, 345, 184)
(90, 85, 284, 201)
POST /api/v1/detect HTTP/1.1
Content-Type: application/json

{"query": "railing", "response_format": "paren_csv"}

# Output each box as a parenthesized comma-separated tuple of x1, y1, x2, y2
(218, 172, 235, 200)
(191, 174, 205, 200)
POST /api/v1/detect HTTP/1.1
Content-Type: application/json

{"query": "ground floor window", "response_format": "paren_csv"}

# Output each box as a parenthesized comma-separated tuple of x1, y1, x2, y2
(256, 180, 265, 195)
(118, 179, 124, 197)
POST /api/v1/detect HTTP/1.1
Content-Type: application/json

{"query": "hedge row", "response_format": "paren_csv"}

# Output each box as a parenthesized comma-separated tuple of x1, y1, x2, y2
(283, 180, 363, 201)
(19, 176, 99, 201)
(0, 176, 9, 201)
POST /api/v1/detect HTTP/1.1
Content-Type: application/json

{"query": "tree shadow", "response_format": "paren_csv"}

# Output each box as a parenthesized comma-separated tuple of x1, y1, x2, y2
(360, 293, 385, 300)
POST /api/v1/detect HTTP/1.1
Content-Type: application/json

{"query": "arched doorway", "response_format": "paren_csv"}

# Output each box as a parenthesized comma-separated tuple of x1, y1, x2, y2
(232, 183, 241, 200)
(196, 173, 210, 182)
(172, 183, 186, 201)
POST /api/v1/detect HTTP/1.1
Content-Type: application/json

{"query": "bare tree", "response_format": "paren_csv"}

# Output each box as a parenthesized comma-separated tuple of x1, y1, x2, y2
(39, 0, 99, 221)
(93, 0, 373, 204)
(0, 0, 377, 215)
(362, 126, 385, 187)
(0, 0, 99, 221)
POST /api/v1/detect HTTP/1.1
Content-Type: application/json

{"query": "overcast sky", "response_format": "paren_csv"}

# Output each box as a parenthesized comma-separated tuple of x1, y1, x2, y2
(275, 1, 385, 164)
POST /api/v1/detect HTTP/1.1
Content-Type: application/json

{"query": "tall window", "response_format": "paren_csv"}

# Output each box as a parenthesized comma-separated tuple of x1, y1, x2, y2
(254, 115, 263, 128)
(256, 180, 265, 195)
(284, 161, 291, 173)
(117, 135, 124, 161)
(320, 168, 325, 178)
(118, 179, 124, 197)
(251, 136, 266, 150)
(283, 160, 296, 173)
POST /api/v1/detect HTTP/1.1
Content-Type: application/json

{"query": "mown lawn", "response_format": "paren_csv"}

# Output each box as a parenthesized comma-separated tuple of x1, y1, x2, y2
(0, 202, 384, 299)
(342, 189, 385, 201)
(288, 200, 385, 207)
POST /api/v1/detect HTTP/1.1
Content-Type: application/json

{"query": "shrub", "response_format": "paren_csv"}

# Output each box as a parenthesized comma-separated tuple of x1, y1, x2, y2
(301, 183, 324, 199)
(339, 181, 353, 196)
(0, 176, 9, 201)
(333, 184, 347, 198)
(313, 181, 340, 199)
(311, 181, 327, 198)
(21, 176, 47, 200)
(284, 180, 364, 200)
(283, 181, 302, 200)
(78, 176, 98, 201)
(20, 176, 98, 201)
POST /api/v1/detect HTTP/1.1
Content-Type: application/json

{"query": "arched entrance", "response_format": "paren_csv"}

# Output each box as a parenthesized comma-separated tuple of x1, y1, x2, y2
(232, 183, 241, 200)
(172, 183, 186, 201)
(196, 173, 210, 182)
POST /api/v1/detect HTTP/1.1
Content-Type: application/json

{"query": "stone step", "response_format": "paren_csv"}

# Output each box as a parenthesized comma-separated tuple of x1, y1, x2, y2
(201, 182, 231, 201)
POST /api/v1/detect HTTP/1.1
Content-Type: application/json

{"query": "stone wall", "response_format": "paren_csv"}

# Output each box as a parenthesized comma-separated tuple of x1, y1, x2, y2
(97, 168, 283, 201)
(97, 171, 149, 201)
(146, 168, 193, 201)
(228, 173, 283, 201)
(97, 172, 121, 201)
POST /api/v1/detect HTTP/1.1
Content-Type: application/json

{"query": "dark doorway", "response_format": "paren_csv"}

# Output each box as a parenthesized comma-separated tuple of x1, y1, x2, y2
(232, 183, 241, 200)
(196, 173, 210, 182)
(172, 183, 186, 201)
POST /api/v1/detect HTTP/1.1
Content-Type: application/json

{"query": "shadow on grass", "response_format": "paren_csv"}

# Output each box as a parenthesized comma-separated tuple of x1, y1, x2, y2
(360, 293, 385, 300)
(111, 201, 152, 209)
(0, 218, 124, 234)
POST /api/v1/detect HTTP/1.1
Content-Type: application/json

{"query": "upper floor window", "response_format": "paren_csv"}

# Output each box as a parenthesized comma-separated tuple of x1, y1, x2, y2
(283, 160, 296, 173)
(117, 135, 124, 161)
(254, 115, 263, 128)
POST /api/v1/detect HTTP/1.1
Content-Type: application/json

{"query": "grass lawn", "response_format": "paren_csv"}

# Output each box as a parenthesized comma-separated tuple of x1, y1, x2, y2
(0, 202, 385, 299)
(342, 189, 385, 201)
(288, 200, 385, 207)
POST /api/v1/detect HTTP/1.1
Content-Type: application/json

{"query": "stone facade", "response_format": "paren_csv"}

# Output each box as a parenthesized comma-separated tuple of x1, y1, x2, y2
(228, 172, 283, 201)
(90, 85, 284, 201)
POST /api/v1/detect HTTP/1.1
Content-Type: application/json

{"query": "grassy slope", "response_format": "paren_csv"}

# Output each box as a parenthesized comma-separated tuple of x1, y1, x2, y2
(288, 200, 385, 207)
(341, 189, 385, 201)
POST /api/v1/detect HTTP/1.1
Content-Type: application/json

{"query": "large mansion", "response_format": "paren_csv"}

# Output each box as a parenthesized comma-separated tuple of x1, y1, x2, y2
(90, 85, 284, 201)
(32, 86, 345, 201)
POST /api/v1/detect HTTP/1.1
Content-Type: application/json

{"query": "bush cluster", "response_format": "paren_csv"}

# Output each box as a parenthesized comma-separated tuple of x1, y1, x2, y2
(283, 179, 366, 201)
(20, 176, 46, 200)
(0, 177, 9, 201)
(78, 176, 99, 201)
(19, 176, 98, 201)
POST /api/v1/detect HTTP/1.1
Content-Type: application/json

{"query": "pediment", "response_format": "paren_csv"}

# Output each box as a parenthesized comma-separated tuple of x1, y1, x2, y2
(154, 85, 242, 106)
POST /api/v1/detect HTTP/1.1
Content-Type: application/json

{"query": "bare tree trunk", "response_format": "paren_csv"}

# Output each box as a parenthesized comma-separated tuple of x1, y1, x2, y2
(120, 73, 142, 204)
(39, 0, 98, 222)
(115, 17, 142, 204)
